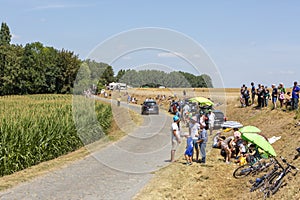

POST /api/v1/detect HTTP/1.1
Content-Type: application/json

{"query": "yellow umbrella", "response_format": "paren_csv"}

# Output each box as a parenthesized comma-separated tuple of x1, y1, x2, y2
(188, 97, 214, 106)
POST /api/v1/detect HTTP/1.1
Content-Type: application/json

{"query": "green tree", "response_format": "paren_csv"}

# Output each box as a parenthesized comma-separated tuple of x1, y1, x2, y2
(100, 65, 114, 86)
(115, 69, 126, 82)
(0, 22, 11, 46)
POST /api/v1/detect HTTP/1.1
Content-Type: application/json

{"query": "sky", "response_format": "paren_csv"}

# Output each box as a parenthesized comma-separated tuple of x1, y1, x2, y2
(1, 0, 300, 88)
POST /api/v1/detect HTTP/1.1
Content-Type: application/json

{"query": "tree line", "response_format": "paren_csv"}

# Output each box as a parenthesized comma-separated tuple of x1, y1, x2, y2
(0, 22, 212, 95)
(117, 69, 212, 88)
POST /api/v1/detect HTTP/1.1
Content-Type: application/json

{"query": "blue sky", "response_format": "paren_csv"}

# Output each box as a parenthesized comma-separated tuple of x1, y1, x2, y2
(1, 0, 300, 88)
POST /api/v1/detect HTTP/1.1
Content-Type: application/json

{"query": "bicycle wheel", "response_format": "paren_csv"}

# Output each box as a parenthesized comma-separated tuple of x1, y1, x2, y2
(270, 177, 284, 195)
(264, 172, 281, 196)
(233, 164, 252, 179)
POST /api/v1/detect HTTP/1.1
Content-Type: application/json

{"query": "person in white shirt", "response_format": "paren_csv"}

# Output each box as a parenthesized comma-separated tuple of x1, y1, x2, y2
(182, 103, 190, 126)
(170, 115, 181, 162)
(207, 109, 215, 135)
(189, 116, 200, 162)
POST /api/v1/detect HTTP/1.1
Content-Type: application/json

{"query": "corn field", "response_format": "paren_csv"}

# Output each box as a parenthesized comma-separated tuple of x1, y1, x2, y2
(0, 94, 112, 176)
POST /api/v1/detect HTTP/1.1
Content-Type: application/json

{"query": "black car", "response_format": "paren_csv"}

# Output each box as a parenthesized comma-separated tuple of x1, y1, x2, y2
(141, 100, 159, 115)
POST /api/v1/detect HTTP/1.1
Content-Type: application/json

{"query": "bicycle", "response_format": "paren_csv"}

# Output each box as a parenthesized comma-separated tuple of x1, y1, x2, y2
(262, 156, 299, 198)
(249, 158, 280, 192)
(233, 158, 275, 179)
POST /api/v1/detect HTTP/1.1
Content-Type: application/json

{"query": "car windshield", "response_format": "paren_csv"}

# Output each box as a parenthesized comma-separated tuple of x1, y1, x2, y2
(144, 102, 156, 106)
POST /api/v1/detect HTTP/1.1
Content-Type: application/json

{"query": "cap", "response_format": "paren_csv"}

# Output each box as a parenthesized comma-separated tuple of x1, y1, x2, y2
(173, 115, 180, 122)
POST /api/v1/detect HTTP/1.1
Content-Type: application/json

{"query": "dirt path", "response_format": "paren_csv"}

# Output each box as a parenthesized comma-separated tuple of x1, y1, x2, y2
(0, 97, 184, 200)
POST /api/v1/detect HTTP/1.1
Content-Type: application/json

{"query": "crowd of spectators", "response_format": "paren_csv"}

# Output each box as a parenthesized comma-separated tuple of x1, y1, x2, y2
(240, 81, 299, 110)
(212, 128, 269, 165)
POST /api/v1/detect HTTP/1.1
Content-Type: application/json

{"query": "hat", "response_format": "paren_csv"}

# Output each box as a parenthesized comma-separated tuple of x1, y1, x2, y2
(173, 115, 180, 122)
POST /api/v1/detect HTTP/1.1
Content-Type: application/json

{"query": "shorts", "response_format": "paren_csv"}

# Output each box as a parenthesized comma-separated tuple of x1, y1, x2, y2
(172, 138, 179, 150)
(185, 146, 193, 156)
(272, 97, 277, 103)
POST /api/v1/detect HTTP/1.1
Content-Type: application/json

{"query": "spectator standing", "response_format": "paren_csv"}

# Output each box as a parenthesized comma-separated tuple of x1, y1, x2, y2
(278, 83, 286, 108)
(170, 115, 181, 162)
(182, 103, 190, 127)
(251, 82, 256, 105)
(259, 85, 266, 108)
(189, 116, 200, 162)
(243, 87, 250, 107)
(257, 84, 262, 107)
(184, 133, 193, 165)
(240, 84, 246, 107)
(197, 124, 208, 164)
(199, 113, 207, 128)
(264, 86, 270, 107)
(271, 84, 278, 110)
(207, 109, 215, 135)
(127, 94, 131, 103)
(292, 81, 300, 110)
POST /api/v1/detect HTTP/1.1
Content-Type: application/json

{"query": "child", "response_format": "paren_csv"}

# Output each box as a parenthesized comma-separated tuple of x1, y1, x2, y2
(184, 133, 193, 165)
(246, 144, 260, 164)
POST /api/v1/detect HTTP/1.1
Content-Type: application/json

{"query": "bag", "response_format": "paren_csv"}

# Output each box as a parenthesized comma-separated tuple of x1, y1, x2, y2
(220, 149, 226, 157)
(279, 93, 285, 100)
(239, 156, 247, 166)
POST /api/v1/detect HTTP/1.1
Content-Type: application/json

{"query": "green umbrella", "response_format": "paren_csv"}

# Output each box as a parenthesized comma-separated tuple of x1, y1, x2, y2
(239, 125, 261, 133)
(242, 132, 276, 157)
(188, 97, 214, 106)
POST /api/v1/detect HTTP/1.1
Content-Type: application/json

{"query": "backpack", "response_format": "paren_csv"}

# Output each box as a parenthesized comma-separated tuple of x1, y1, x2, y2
(279, 93, 285, 100)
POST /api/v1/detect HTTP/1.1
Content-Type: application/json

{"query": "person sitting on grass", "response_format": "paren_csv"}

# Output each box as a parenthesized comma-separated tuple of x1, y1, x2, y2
(246, 144, 261, 164)
(184, 132, 193, 165)
(235, 140, 248, 165)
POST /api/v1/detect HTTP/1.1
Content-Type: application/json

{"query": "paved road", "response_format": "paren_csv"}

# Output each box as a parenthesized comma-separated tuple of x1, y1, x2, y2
(0, 97, 185, 200)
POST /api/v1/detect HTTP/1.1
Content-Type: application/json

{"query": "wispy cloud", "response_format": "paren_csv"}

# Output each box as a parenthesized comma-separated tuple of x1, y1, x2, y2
(157, 52, 184, 58)
(28, 3, 92, 11)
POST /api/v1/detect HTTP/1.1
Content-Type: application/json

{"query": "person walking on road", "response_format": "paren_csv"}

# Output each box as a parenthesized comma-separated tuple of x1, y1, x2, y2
(170, 115, 181, 162)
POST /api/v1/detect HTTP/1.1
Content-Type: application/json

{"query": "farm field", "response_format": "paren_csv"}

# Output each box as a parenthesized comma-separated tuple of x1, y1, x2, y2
(0, 94, 112, 177)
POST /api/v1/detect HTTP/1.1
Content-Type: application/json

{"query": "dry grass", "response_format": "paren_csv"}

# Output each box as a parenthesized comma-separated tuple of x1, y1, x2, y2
(134, 89, 300, 200)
